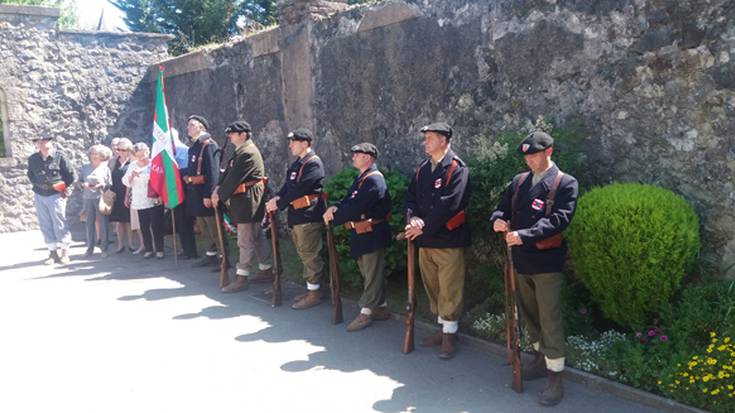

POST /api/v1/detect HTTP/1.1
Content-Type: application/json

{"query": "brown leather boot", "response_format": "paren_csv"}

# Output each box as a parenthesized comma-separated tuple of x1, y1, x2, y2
(291, 290, 322, 310)
(248, 267, 274, 283)
(370, 307, 391, 321)
(292, 291, 308, 302)
(523, 351, 547, 381)
(420, 329, 444, 347)
(221, 276, 248, 293)
(346, 313, 372, 332)
(538, 370, 564, 406)
(439, 333, 457, 359)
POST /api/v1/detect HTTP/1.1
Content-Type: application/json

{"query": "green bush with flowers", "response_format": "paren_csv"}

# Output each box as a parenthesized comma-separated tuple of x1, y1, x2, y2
(659, 332, 735, 413)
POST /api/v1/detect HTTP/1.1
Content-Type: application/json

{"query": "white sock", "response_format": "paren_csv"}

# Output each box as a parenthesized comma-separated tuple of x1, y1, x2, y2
(545, 357, 565, 372)
(307, 282, 320, 291)
(360, 307, 372, 316)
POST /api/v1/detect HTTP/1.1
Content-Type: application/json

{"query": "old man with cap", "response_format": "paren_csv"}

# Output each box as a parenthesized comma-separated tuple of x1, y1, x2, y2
(183, 114, 223, 269)
(266, 128, 327, 309)
(490, 130, 579, 406)
(212, 121, 273, 293)
(27, 135, 76, 265)
(323, 142, 392, 331)
(404, 122, 471, 359)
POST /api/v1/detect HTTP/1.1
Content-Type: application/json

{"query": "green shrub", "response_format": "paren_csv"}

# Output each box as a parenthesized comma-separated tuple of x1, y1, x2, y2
(323, 166, 408, 287)
(567, 183, 700, 330)
(465, 118, 587, 259)
(666, 279, 735, 351)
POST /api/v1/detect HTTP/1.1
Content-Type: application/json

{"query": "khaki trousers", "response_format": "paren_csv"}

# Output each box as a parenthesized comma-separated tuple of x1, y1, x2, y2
(196, 215, 218, 252)
(290, 222, 324, 285)
(418, 247, 465, 321)
(356, 249, 386, 309)
(516, 272, 565, 359)
(236, 222, 272, 276)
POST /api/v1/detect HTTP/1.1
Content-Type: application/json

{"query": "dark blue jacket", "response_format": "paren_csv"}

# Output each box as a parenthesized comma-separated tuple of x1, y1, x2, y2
(184, 133, 220, 217)
(275, 151, 326, 227)
(404, 150, 471, 249)
(332, 164, 392, 259)
(490, 163, 579, 275)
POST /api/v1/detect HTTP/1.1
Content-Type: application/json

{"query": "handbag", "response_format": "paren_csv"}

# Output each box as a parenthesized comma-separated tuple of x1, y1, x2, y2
(99, 189, 116, 215)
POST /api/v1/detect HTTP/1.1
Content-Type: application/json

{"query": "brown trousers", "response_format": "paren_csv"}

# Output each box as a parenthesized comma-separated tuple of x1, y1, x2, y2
(418, 247, 466, 321)
(290, 222, 324, 285)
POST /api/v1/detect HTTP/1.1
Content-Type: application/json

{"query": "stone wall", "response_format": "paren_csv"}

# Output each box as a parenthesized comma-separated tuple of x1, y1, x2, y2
(2, 1, 733, 271)
(0, 5, 171, 231)
(154, 0, 735, 270)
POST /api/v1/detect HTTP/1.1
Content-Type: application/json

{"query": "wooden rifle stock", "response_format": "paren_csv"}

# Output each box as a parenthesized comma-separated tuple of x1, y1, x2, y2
(504, 239, 523, 393)
(269, 211, 283, 307)
(403, 234, 416, 354)
(326, 221, 343, 324)
(213, 206, 229, 289)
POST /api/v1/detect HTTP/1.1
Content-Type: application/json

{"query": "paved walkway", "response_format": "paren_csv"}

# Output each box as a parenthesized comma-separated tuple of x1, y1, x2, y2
(0, 230, 665, 413)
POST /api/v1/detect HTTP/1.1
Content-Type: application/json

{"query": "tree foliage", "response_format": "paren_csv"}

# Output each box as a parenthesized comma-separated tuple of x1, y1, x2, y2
(111, 0, 278, 55)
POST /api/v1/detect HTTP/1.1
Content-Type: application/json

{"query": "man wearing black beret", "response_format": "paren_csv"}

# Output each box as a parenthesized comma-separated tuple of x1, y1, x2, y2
(490, 130, 579, 406)
(404, 122, 471, 359)
(266, 128, 327, 309)
(323, 142, 392, 331)
(212, 120, 273, 293)
(183, 114, 222, 269)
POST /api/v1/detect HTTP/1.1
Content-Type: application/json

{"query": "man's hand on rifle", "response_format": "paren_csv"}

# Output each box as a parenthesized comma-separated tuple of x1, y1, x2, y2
(265, 197, 279, 213)
(323, 206, 337, 224)
(505, 231, 522, 246)
(493, 219, 509, 233)
(404, 216, 424, 241)
(209, 192, 219, 207)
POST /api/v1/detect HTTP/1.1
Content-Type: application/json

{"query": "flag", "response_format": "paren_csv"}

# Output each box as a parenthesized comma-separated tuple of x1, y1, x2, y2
(149, 66, 184, 209)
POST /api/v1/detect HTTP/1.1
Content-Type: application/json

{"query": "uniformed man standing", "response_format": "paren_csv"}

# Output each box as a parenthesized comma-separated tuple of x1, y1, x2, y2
(490, 131, 579, 406)
(323, 143, 392, 331)
(212, 121, 273, 293)
(404, 122, 470, 359)
(265, 128, 326, 310)
(183, 115, 222, 268)
(27, 136, 76, 265)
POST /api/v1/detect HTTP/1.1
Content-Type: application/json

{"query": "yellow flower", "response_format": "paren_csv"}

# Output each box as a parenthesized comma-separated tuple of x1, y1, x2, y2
(724, 337, 731, 344)
(711, 331, 717, 338)
(707, 358, 718, 365)
(711, 389, 721, 395)
(718, 345, 727, 351)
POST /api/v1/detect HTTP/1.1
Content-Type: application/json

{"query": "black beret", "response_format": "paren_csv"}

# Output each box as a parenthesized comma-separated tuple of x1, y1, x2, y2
(187, 115, 209, 131)
(225, 121, 251, 134)
(287, 128, 314, 142)
(518, 131, 554, 155)
(420, 122, 453, 139)
(350, 142, 379, 158)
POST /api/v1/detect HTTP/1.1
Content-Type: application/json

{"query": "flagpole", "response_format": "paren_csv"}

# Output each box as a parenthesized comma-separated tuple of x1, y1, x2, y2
(171, 207, 178, 267)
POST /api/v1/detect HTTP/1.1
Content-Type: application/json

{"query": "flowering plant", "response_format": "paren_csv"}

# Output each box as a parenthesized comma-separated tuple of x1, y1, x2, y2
(659, 332, 735, 413)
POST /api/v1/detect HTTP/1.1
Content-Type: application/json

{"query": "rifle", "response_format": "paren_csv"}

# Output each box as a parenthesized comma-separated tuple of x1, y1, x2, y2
(400, 209, 416, 354)
(325, 221, 343, 324)
(268, 211, 283, 307)
(213, 205, 230, 289)
(504, 237, 523, 393)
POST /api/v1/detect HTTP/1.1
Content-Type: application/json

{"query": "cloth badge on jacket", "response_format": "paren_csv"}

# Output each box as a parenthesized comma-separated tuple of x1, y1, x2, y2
(434, 178, 442, 189)
(531, 198, 545, 211)
(350, 190, 358, 199)
(190, 155, 196, 162)
(290, 171, 297, 180)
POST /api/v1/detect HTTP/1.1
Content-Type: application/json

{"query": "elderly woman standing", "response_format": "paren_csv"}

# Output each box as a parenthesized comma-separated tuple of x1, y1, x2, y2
(109, 138, 135, 253)
(79, 144, 113, 257)
(122, 142, 165, 259)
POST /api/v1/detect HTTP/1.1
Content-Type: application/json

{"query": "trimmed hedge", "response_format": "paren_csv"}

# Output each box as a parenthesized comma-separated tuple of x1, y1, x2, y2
(567, 183, 700, 329)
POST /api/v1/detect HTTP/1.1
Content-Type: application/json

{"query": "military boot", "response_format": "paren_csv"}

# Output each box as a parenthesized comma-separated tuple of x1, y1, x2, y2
(439, 333, 457, 359)
(292, 290, 322, 310)
(522, 351, 547, 381)
(221, 276, 248, 293)
(538, 370, 564, 406)
(421, 329, 444, 347)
